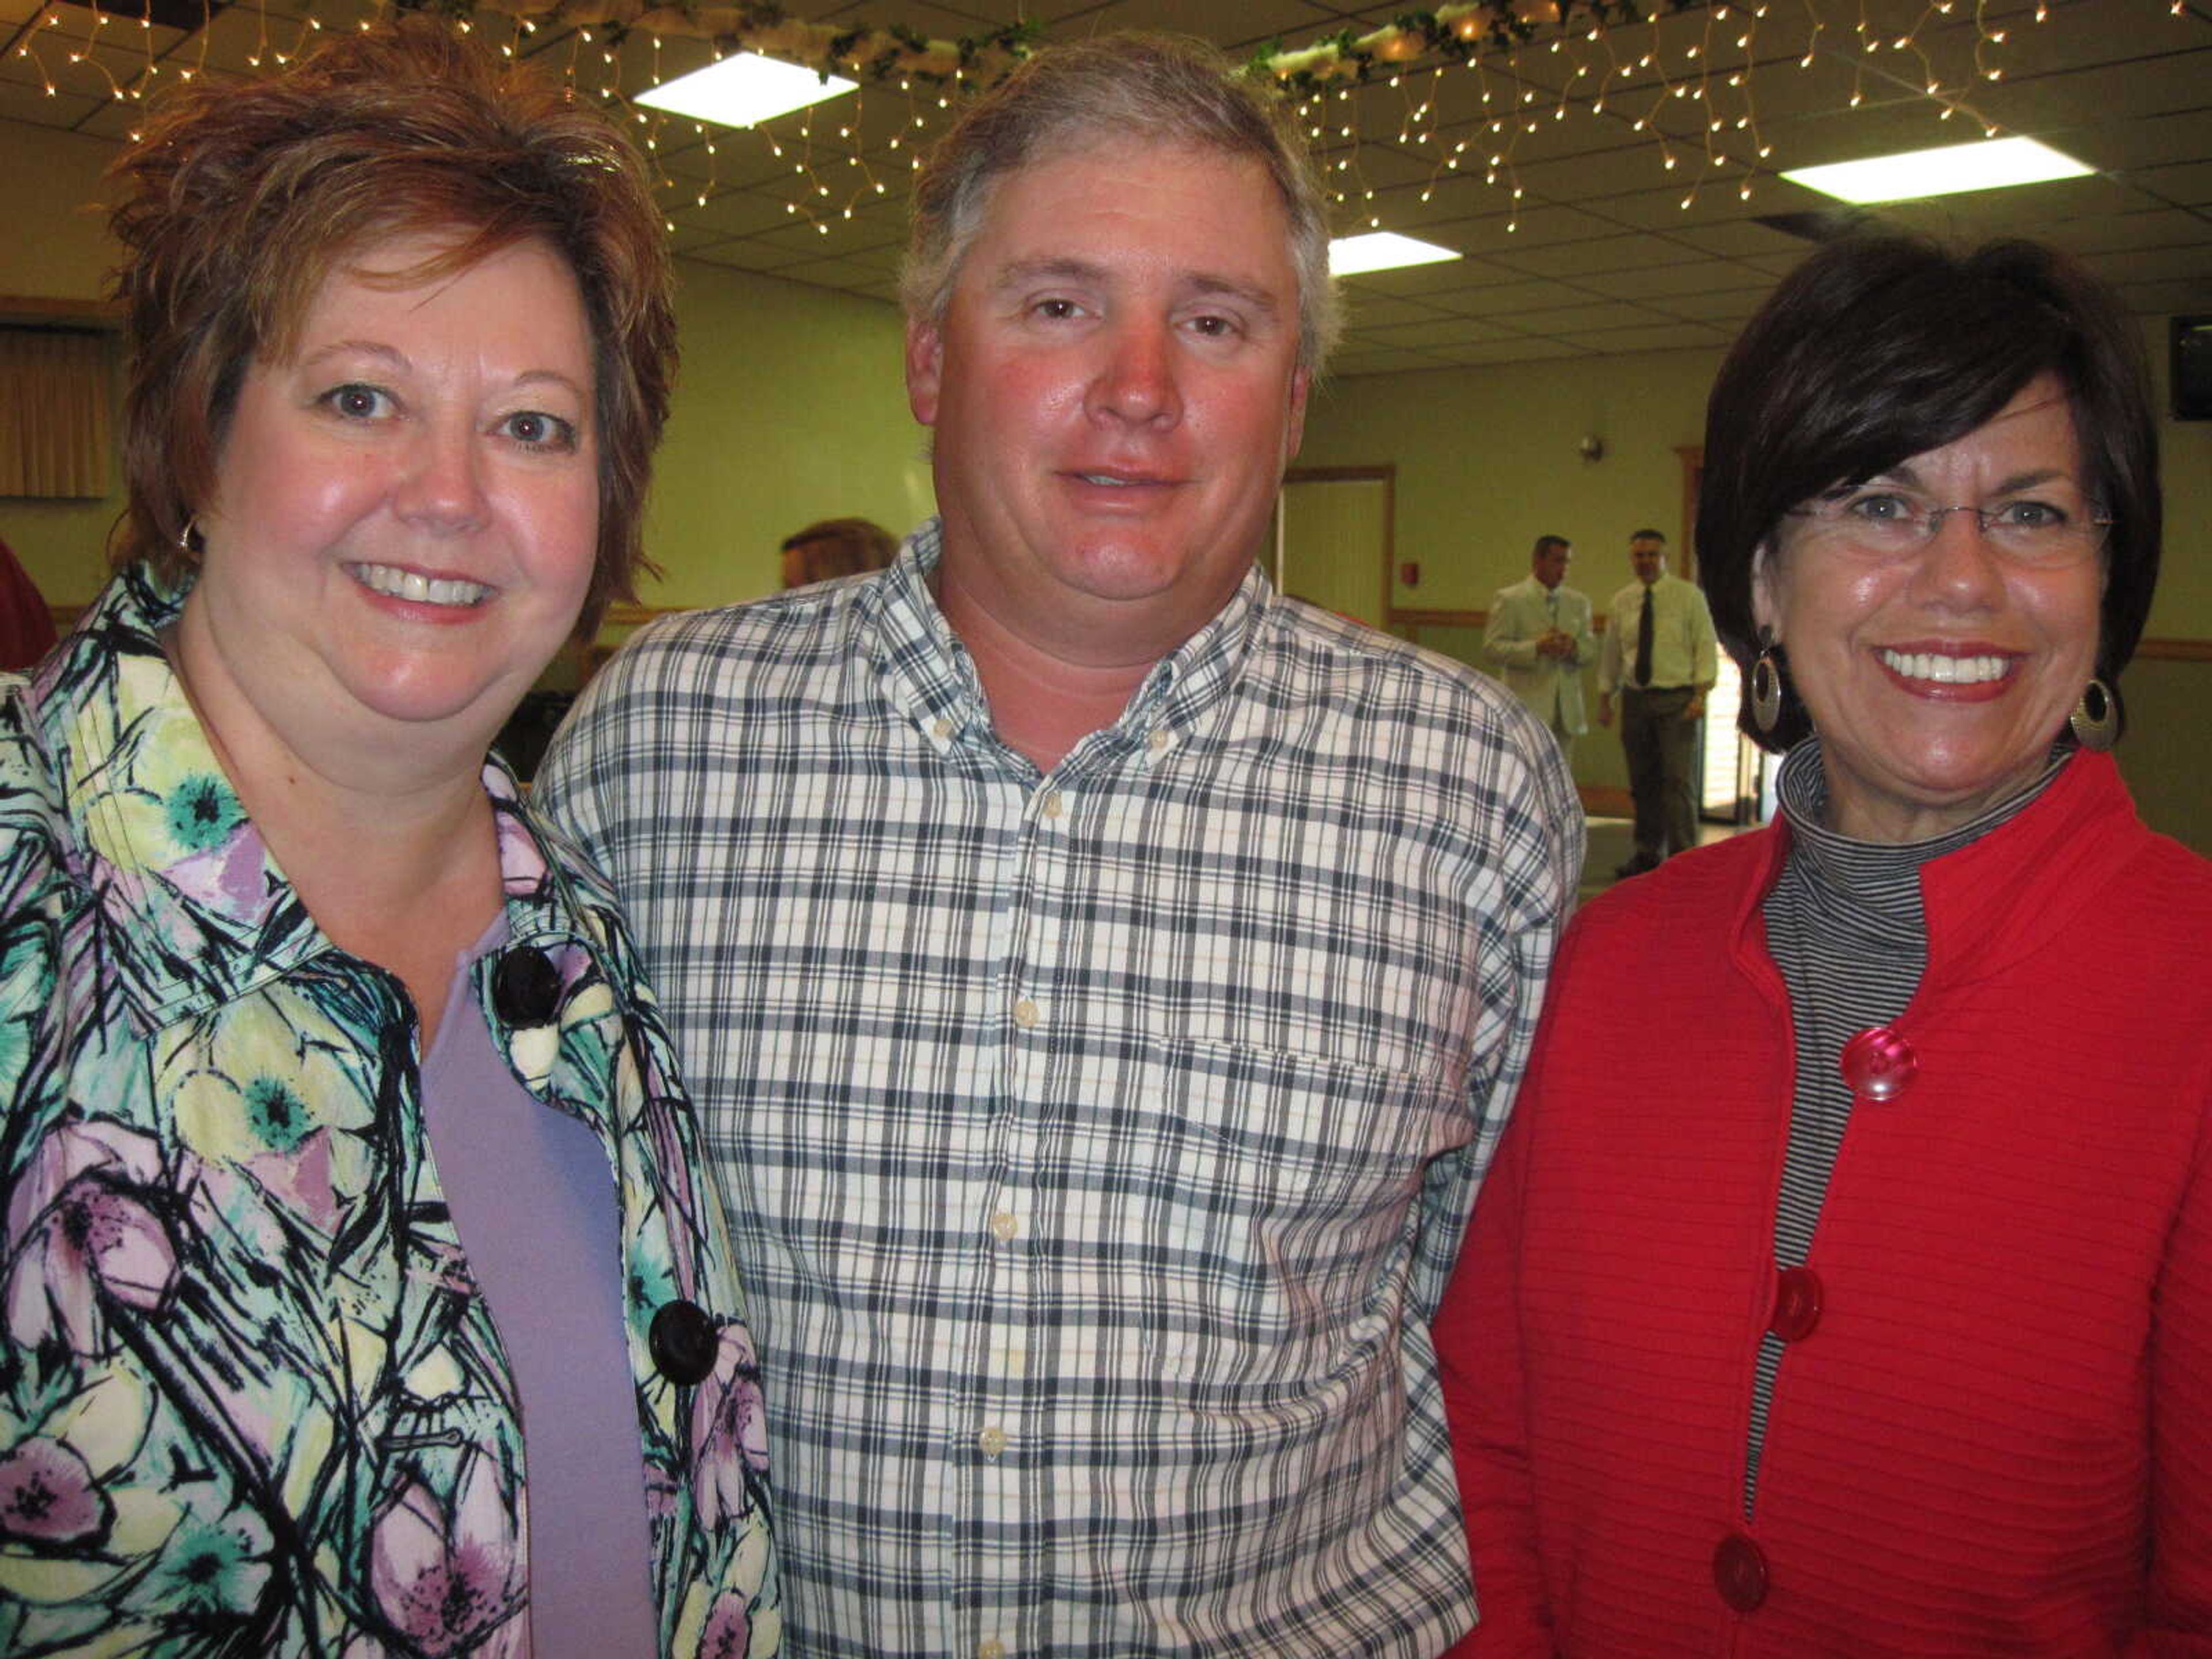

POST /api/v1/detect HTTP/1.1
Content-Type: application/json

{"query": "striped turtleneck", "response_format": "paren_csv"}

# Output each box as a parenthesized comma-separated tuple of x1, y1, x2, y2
(1742, 737, 2065, 1513)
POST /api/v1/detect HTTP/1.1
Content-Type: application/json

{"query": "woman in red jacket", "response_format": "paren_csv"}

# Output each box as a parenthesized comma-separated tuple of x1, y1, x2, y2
(1438, 235, 2210, 1656)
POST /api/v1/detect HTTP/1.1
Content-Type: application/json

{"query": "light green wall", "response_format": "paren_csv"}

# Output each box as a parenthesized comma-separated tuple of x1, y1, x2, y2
(646, 265, 930, 608)
(0, 122, 115, 299)
(1300, 347, 1719, 615)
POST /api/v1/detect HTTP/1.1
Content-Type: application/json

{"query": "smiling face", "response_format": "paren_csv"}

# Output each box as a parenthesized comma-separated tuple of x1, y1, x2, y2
(1754, 373, 2106, 843)
(181, 233, 600, 771)
(904, 138, 1310, 670)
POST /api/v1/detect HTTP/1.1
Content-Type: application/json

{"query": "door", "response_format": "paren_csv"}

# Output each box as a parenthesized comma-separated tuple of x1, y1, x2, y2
(1275, 467, 1392, 628)
(1681, 446, 1766, 823)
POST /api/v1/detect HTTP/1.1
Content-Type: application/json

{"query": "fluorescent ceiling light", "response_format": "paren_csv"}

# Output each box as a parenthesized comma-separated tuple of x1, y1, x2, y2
(635, 52, 857, 128)
(1329, 232, 1463, 276)
(1782, 137, 2093, 204)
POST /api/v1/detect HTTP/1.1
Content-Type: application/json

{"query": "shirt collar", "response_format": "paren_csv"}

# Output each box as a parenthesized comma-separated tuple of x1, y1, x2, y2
(866, 516, 1269, 774)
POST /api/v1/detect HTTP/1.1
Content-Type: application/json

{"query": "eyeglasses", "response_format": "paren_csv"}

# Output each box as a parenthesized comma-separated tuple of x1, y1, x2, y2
(1784, 484, 2112, 570)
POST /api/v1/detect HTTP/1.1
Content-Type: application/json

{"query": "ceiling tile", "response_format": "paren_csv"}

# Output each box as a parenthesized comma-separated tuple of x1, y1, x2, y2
(1358, 313, 1525, 349)
(1566, 257, 1756, 297)
(0, 78, 99, 127)
(1650, 285, 1778, 323)
(2015, 107, 2212, 172)
(1668, 219, 1831, 258)
(1423, 336, 1594, 366)
(1338, 252, 1525, 297)
(1561, 320, 1732, 353)
(2117, 277, 2212, 315)
(1340, 291, 1460, 329)
(677, 236, 814, 275)
(2133, 160, 2212, 207)
(669, 224, 737, 257)
(1425, 277, 1616, 317)
(1486, 230, 1711, 276)
(2035, 207, 2212, 257)
(1328, 344, 1456, 377)
(684, 187, 807, 240)
(1499, 298, 1659, 332)
(2071, 244, 2212, 285)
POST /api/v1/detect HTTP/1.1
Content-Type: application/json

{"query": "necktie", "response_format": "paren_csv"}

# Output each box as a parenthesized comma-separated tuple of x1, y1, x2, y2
(1634, 584, 1654, 688)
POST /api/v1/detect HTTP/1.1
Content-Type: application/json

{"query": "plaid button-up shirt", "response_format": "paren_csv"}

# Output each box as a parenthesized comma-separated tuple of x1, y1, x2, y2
(536, 522, 1583, 1658)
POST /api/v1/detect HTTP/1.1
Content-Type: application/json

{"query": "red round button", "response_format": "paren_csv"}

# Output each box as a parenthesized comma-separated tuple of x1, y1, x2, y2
(1769, 1264, 1823, 1343)
(1714, 1531, 1770, 1612)
(1840, 1025, 1918, 1101)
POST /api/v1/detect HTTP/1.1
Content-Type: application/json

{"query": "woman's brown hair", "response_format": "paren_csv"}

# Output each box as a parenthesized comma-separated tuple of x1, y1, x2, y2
(106, 17, 676, 633)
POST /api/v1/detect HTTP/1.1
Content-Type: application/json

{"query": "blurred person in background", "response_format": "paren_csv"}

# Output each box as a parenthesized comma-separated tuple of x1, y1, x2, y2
(1484, 533, 1597, 760)
(1596, 526, 1717, 877)
(779, 516, 898, 589)
(0, 534, 56, 671)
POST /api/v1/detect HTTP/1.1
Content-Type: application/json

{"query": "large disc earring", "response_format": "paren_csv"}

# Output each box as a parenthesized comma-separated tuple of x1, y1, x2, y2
(2069, 677, 2118, 752)
(1749, 628, 1785, 736)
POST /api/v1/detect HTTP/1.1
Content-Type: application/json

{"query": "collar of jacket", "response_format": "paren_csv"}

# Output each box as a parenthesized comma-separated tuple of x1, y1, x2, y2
(1726, 744, 2142, 998)
(20, 562, 600, 1040)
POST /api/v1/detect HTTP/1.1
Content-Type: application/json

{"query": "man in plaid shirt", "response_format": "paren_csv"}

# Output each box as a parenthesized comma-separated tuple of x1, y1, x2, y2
(537, 32, 1582, 1658)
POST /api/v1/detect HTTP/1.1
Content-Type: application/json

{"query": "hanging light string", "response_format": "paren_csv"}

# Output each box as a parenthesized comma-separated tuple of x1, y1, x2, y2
(15, 1, 2184, 243)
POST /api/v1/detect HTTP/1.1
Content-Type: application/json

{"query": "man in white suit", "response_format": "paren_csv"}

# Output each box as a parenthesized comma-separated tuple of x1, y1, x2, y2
(1483, 534, 1598, 760)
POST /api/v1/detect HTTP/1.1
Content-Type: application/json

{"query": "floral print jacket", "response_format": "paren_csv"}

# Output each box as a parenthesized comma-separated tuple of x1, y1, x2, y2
(0, 566, 779, 1656)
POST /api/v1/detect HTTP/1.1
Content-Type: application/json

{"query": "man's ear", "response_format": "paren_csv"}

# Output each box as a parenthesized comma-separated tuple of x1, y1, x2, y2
(905, 315, 944, 426)
(1283, 365, 1310, 461)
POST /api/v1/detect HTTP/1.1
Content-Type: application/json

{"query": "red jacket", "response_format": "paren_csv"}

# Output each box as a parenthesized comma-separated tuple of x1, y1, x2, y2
(1439, 752, 2212, 1657)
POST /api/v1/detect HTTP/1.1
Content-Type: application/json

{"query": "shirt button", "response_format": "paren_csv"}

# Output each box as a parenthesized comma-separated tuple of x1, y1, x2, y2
(977, 1425, 1007, 1458)
(990, 1211, 1020, 1242)
(1041, 790, 1065, 820)
(978, 1642, 1007, 1659)
(490, 945, 562, 1027)
(1768, 1264, 1823, 1343)
(931, 716, 954, 741)
(1146, 728, 1172, 753)
(1713, 1531, 1770, 1612)
(647, 1300, 719, 1387)
(1840, 1025, 1918, 1101)
(1013, 998, 1040, 1029)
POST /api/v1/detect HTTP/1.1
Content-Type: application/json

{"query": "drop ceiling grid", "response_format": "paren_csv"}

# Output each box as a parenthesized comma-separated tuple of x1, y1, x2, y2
(0, 0, 2205, 368)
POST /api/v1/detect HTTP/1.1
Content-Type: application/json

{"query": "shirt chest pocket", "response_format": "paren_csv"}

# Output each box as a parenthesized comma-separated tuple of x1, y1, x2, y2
(1083, 1033, 1464, 1388)
(1123, 1034, 1459, 1279)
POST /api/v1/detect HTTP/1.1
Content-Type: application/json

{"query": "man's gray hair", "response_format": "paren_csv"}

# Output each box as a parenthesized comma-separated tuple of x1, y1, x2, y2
(900, 32, 1342, 373)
